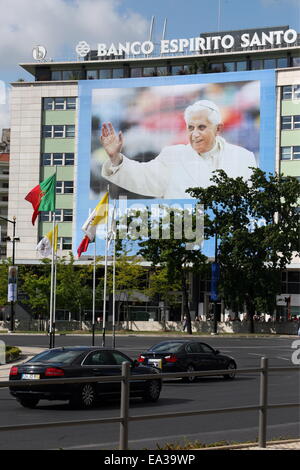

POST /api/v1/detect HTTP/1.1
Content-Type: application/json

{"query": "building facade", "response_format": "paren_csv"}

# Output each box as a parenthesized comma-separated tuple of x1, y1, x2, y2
(7, 25, 300, 318)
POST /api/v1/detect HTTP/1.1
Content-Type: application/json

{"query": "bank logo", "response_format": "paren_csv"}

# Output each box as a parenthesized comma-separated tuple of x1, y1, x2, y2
(32, 45, 47, 61)
(76, 41, 91, 57)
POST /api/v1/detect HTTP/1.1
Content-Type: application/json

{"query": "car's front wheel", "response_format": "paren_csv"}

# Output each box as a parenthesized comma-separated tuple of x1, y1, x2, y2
(143, 379, 161, 402)
(70, 383, 96, 408)
(224, 361, 237, 380)
(17, 397, 39, 408)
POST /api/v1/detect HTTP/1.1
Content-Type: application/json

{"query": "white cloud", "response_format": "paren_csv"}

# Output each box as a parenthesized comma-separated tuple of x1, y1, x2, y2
(0, 0, 149, 66)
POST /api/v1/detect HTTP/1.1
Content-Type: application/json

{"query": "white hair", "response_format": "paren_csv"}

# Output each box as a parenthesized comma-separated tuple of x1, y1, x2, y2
(184, 100, 222, 126)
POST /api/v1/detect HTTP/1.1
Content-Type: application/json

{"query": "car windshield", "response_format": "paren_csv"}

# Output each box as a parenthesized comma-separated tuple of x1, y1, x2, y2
(149, 342, 184, 353)
(27, 349, 81, 365)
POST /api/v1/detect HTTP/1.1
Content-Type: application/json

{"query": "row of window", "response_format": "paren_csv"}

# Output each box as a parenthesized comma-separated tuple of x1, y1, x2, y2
(282, 85, 300, 101)
(42, 153, 74, 166)
(50, 56, 299, 81)
(281, 115, 300, 130)
(42, 125, 75, 139)
(280, 146, 300, 160)
(43, 97, 77, 111)
(40, 209, 73, 222)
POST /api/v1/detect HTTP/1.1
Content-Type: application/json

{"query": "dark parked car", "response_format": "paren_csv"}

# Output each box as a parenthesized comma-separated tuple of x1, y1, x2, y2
(9, 346, 162, 408)
(137, 340, 237, 382)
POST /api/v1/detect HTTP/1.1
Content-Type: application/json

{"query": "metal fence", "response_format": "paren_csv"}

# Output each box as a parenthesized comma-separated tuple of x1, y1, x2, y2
(0, 358, 299, 450)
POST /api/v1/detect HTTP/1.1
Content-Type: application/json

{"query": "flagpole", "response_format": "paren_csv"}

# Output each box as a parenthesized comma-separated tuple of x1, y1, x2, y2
(102, 187, 110, 347)
(52, 238, 58, 348)
(49, 167, 57, 349)
(92, 237, 96, 346)
(112, 228, 116, 349)
(49, 214, 56, 349)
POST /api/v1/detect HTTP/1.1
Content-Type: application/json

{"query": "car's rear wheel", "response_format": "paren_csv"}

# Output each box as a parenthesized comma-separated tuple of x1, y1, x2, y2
(224, 361, 236, 380)
(183, 364, 197, 383)
(143, 379, 161, 402)
(18, 397, 39, 408)
(70, 383, 96, 408)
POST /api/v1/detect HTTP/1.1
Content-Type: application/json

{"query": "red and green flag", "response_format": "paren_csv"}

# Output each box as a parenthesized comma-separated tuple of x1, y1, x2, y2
(25, 173, 56, 225)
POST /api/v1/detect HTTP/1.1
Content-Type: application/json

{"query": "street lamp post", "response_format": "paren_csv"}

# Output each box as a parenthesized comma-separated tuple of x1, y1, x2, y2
(0, 216, 20, 332)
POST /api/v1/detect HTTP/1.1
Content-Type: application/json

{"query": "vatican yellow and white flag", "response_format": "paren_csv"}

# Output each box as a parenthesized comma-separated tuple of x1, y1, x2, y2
(36, 225, 58, 258)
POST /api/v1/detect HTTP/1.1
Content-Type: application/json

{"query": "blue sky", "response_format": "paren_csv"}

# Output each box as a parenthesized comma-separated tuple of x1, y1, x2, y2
(0, 0, 299, 132)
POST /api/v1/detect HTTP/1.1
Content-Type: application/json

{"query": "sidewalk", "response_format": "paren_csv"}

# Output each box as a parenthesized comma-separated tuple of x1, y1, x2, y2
(0, 347, 45, 379)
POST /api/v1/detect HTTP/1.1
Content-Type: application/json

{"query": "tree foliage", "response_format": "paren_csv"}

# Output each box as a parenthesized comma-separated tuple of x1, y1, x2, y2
(188, 168, 300, 332)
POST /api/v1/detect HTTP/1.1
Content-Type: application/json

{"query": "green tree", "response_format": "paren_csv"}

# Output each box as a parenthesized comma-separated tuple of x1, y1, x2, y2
(19, 260, 52, 317)
(188, 169, 300, 333)
(137, 207, 207, 334)
(106, 249, 147, 324)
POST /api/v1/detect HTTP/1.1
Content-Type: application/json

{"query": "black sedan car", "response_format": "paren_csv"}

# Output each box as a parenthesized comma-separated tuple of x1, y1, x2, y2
(9, 346, 162, 408)
(137, 340, 237, 382)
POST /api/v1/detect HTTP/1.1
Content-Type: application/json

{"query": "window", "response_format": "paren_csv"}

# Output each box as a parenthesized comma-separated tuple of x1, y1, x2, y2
(40, 209, 73, 222)
(111, 351, 131, 365)
(63, 209, 73, 222)
(61, 237, 72, 250)
(52, 71, 62, 81)
(65, 153, 75, 165)
(54, 98, 65, 110)
(62, 70, 81, 80)
(251, 59, 263, 70)
(42, 125, 75, 139)
(52, 153, 64, 165)
(281, 115, 300, 130)
(41, 153, 74, 166)
(143, 67, 156, 77)
(64, 181, 74, 193)
(292, 56, 300, 67)
(281, 116, 293, 130)
(224, 62, 235, 72)
(131, 68, 142, 77)
(281, 146, 300, 160)
(282, 85, 300, 101)
(43, 98, 53, 110)
(53, 125, 64, 138)
(210, 63, 223, 72)
(200, 344, 215, 354)
(42, 125, 52, 138)
(264, 59, 276, 69)
(277, 57, 288, 68)
(87, 70, 98, 80)
(236, 61, 247, 71)
(43, 97, 77, 110)
(56, 181, 74, 194)
(66, 125, 75, 138)
(112, 68, 124, 79)
(99, 69, 111, 79)
(83, 351, 113, 366)
(157, 66, 168, 76)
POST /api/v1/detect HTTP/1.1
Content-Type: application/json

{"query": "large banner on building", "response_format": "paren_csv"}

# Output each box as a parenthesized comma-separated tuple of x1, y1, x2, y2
(76, 70, 275, 256)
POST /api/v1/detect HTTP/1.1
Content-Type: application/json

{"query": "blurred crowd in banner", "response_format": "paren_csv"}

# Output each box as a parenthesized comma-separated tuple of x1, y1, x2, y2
(89, 81, 260, 199)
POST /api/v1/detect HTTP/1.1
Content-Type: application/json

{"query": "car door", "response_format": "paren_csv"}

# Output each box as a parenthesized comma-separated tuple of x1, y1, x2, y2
(110, 351, 144, 393)
(199, 343, 220, 371)
(81, 350, 118, 395)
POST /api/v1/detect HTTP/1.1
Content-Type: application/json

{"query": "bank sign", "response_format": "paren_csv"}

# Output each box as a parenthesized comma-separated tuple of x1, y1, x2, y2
(76, 27, 298, 57)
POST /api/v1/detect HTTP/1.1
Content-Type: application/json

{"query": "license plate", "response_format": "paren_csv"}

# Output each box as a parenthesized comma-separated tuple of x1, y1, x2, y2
(21, 374, 40, 380)
(148, 359, 162, 369)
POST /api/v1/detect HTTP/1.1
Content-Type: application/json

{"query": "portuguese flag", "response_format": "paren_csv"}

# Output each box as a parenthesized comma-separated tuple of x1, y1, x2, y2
(25, 173, 56, 225)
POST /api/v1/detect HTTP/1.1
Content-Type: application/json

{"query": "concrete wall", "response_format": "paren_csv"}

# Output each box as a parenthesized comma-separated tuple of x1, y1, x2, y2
(1, 320, 299, 335)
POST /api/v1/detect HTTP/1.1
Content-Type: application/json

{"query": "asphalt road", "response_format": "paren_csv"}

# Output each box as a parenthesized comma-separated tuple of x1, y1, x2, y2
(0, 334, 299, 450)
